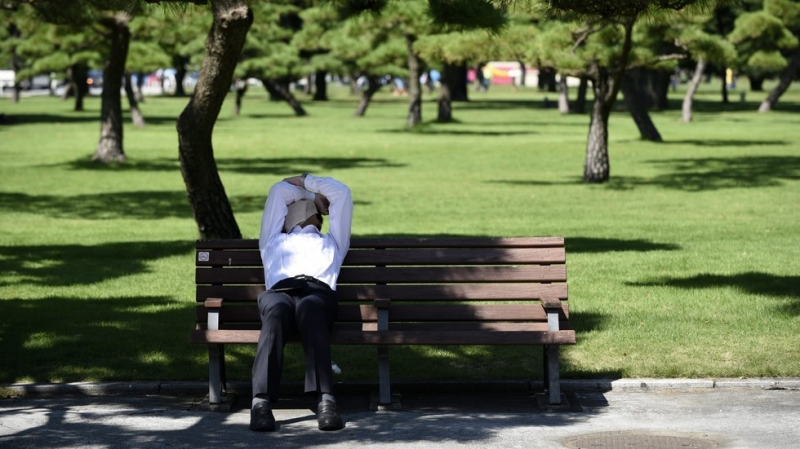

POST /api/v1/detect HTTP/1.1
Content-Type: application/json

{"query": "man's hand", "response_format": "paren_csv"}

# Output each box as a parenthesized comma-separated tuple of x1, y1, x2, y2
(283, 175, 303, 187)
(314, 192, 330, 215)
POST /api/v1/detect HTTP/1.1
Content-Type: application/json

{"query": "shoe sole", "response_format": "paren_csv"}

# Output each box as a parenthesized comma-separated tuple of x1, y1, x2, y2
(318, 419, 344, 431)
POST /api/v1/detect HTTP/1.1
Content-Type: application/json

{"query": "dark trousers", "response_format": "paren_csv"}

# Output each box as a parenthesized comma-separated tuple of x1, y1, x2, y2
(252, 282, 338, 401)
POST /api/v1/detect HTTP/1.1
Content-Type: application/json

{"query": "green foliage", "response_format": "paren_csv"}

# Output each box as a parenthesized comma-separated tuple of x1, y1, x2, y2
(414, 29, 499, 64)
(729, 11, 798, 48)
(323, 14, 407, 78)
(236, 2, 308, 80)
(729, 6, 799, 76)
(747, 49, 791, 72)
(1, 4, 105, 81)
(129, 7, 210, 70)
(765, 0, 800, 30)
(331, 0, 389, 19)
(427, 0, 506, 32)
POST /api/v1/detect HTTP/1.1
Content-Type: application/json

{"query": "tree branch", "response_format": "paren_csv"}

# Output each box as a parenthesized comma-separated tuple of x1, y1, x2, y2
(627, 53, 686, 70)
(571, 21, 601, 53)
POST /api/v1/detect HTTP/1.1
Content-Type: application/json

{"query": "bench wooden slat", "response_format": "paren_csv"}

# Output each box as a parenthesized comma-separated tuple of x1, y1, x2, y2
(196, 247, 566, 267)
(196, 303, 569, 323)
(196, 237, 565, 251)
(191, 329, 576, 345)
(195, 322, 564, 332)
(196, 265, 567, 284)
(196, 283, 568, 303)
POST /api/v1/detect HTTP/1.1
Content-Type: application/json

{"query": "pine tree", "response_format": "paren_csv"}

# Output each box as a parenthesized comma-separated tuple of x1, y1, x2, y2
(729, 0, 800, 112)
(531, 0, 720, 183)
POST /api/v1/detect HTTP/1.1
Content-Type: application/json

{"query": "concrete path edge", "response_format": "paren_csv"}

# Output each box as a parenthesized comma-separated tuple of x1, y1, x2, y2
(3, 378, 799, 398)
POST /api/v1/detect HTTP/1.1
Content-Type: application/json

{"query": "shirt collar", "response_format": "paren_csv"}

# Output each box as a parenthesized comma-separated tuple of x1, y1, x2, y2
(289, 224, 322, 235)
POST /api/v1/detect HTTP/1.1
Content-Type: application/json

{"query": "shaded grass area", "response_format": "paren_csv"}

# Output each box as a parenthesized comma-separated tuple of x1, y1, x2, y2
(1, 79, 799, 384)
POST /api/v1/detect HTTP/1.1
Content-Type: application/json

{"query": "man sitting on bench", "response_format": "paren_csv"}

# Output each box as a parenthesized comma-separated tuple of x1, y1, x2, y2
(250, 174, 353, 432)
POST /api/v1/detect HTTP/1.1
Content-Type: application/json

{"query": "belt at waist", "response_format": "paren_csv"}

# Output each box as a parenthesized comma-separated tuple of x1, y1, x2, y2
(270, 275, 331, 292)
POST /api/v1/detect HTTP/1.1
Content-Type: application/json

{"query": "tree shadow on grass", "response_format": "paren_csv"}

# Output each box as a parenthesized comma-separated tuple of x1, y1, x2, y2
(0, 295, 203, 383)
(687, 98, 800, 114)
(0, 112, 98, 126)
(608, 155, 800, 191)
(0, 112, 180, 127)
(61, 156, 406, 175)
(492, 156, 800, 191)
(379, 126, 538, 137)
(629, 272, 800, 316)
(0, 240, 193, 288)
(657, 139, 790, 147)
(0, 191, 193, 219)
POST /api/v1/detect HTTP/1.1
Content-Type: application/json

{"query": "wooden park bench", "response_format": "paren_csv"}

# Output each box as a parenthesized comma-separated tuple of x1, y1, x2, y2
(191, 237, 575, 406)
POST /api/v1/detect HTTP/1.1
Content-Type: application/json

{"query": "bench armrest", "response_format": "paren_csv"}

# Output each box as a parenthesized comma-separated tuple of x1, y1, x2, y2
(205, 297, 224, 331)
(375, 298, 391, 332)
(539, 295, 562, 310)
(539, 295, 562, 331)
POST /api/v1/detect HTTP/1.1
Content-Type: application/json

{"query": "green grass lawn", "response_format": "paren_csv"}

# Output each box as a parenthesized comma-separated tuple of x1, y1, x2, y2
(1, 79, 798, 385)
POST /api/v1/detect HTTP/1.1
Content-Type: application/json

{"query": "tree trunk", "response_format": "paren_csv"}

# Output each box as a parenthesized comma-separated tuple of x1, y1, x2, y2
(682, 58, 705, 123)
(622, 75, 662, 141)
(538, 66, 557, 91)
(93, 14, 131, 163)
(720, 73, 728, 104)
(354, 75, 382, 117)
(64, 64, 88, 111)
(176, 0, 252, 240)
(437, 66, 453, 123)
(313, 70, 328, 101)
(575, 76, 588, 114)
(124, 71, 145, 128)
(437, 62, 463, 123)
(584, 62, 613, 183)
(262, 78, 307, 116)
(405, 33, 422, 128)
(232, 79, 247, 116)
(585, 85, 612, 183)
(450, 63, 468, 101)
(624, 67, 670, 110)
(136, 72, 145, 103)
(582, 19, 634, 184)
(758, 47, 800, 113)
(558, 75, 570, 114)
(517, 60, 526, 87)
(173, 55, 188, 97)
(748, 75, 764, 92)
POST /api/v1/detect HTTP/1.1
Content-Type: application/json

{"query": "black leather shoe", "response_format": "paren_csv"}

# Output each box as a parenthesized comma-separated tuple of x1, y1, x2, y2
(249, 401, 276, 432)
(317, 400, 344, 431)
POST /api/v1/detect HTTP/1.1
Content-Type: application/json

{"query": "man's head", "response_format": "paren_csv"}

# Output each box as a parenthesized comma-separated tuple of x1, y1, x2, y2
(284, 199, 323, 232)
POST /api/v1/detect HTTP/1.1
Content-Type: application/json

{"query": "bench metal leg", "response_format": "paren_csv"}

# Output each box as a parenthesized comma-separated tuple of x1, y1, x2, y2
(208, 344, 225, 404)
(544, 345, 561, 405)
(378, 346, 391, 405)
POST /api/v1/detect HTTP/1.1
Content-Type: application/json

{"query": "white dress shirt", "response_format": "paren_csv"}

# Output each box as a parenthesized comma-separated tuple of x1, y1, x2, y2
(259, 175, 352, 291)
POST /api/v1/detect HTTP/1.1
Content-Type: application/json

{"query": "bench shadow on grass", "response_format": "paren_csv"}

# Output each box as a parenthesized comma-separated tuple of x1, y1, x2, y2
(629, 272, 800, 317)
(0, 240, 193, 287)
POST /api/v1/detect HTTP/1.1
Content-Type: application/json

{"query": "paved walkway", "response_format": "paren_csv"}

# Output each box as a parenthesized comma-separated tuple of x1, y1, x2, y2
(1, 379, 799, 448)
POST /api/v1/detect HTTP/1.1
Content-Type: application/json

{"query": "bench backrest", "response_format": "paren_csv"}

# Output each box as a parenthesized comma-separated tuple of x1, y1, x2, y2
(195, 237, 569, 340)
